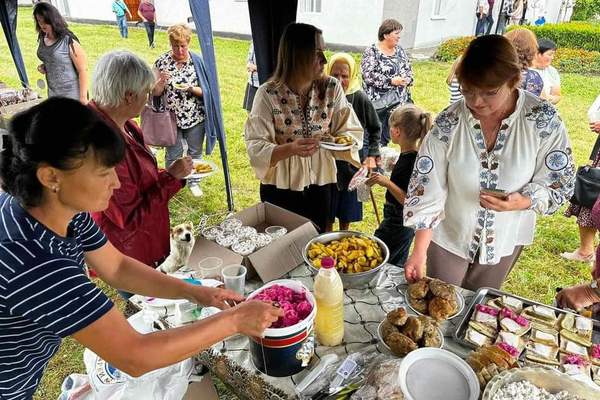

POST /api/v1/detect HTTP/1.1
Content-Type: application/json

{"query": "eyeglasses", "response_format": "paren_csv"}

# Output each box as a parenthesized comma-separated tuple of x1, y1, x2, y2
(458, 86, 503, 101)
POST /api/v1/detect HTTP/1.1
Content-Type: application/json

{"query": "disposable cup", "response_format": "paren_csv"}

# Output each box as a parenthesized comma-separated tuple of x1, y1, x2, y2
(197, 257, 223, 280)
(222, 264, 247, 295)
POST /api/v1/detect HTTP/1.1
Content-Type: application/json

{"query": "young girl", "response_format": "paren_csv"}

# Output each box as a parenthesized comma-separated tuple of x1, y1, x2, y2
(367, 104, 432, 267)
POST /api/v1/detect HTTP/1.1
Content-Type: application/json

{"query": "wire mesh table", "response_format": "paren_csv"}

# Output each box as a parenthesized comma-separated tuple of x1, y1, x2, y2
(130, 264, 475, 400)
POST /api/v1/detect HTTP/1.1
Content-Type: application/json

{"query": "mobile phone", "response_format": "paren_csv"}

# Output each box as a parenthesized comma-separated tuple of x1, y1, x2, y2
(480, 188, 508, 200)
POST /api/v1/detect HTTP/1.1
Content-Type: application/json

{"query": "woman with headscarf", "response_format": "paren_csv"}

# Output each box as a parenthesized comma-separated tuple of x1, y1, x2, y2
(326, 53, 381, 231)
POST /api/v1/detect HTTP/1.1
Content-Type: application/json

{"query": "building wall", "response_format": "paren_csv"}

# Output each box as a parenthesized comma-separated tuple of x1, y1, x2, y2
(410, 0, 478, 49)
(383, 0, 421, 50)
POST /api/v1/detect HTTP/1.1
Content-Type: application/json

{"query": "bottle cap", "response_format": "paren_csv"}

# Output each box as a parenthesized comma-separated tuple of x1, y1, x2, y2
(321, 256, 335, 269)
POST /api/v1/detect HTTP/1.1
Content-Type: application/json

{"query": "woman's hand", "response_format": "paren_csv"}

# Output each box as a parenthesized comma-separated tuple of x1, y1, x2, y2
(37, 64, 46, 75)
(590, 121, 600, 134)
(290, 138, 319, 158)
(167, 156, 193, 178)
(404, 251, 426, 283)
(391, 76, 409, 87)
(479, 192, 531, 212)
(186, 286, 245, 309)
(247, 63, 257, 73)
(366, 172, 389, 188)
(230, 300, 284, 337)
(556, 284, 600, 311)
(153, 71, 170, 95)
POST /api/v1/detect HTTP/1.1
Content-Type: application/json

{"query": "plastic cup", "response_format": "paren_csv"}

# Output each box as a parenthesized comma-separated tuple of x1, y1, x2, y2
(197, 257, 223, 280)
(222, 264, 247, 295)
(265, 225, 287, 239)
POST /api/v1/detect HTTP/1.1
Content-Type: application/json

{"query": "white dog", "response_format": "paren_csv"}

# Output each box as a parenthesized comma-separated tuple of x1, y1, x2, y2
(157, 222, 195, 273)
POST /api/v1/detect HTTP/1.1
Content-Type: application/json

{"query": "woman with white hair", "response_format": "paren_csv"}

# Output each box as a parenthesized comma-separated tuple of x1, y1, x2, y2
(88, 50, 192, 299)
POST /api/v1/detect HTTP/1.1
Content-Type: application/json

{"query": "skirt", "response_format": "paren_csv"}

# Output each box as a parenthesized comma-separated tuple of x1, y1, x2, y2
(259, 183, 336, 233)
(243, 83, 258, 112)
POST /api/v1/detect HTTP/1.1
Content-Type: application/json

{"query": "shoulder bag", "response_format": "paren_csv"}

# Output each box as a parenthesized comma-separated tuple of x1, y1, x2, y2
(571, 165, 600, 208)
(140, 95, 177, 147)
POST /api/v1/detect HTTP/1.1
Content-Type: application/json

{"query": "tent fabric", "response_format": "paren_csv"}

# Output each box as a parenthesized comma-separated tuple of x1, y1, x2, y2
(188, 0, 234, 211)
(247, 0, 298, 84)
(1, 0, 29, 87)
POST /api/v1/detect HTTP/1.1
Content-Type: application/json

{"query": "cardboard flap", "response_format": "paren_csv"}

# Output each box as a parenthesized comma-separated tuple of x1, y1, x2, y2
(190, 237, 243, 269)
(248, 221, 317, 282)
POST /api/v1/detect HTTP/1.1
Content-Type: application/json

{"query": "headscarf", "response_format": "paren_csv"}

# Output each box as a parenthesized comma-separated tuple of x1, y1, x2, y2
(325, 52, 361, 95)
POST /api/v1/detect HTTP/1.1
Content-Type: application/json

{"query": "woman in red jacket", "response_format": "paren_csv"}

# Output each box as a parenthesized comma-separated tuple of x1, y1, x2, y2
(89, 50, 193, 299)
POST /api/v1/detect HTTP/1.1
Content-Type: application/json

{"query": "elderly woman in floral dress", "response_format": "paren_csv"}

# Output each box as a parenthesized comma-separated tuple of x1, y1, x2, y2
(361, 18, 413, 147)
(403, 35, 575, 291)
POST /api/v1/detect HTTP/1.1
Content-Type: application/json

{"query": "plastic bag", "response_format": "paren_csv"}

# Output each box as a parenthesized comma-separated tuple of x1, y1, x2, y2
(58, 374, 93, 400)
(348, 167, 371, 203)
(351, 356, 405, 400)
(84, 350, 193, 400)
(379, 147, 400, 176)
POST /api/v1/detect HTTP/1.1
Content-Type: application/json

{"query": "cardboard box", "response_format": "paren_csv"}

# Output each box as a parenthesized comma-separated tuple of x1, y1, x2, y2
(189, 202, 318, 282)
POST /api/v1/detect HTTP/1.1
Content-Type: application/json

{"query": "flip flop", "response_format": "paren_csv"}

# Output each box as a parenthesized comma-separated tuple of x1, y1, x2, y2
(560, 250, 595, 263)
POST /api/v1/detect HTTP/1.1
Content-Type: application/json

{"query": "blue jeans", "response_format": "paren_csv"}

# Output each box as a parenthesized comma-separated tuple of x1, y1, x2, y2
(165, 121, 206, 168)
(475, 13, 487, 36)
(376, 106, 393, 147)
(374, 204, 415, 267)
(143, 21, 155, 46)
(116, 14, 128, 38)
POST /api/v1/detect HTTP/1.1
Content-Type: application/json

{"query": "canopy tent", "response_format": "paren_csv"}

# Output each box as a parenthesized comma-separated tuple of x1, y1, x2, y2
(1, 0, 299, 212)
(1, 0, 29, 87)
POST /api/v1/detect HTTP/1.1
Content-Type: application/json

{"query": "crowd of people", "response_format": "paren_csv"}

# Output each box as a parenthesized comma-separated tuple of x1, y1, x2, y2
(2, 1, 600, 398)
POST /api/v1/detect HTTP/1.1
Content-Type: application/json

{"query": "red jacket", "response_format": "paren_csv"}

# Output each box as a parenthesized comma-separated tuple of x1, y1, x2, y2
(89, 102, 183, 266)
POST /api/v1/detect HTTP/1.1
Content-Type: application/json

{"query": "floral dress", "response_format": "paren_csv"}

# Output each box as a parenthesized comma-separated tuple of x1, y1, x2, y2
(154, 52, 205, 129)
(404, 90, 575, 265)
(522, 69, 544, 97)
(564, 150, 600, 227)
(360, 44, 413, 106)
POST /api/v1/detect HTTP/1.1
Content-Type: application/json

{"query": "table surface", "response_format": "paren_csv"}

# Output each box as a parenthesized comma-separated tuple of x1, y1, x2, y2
(130, 264, 475, 400)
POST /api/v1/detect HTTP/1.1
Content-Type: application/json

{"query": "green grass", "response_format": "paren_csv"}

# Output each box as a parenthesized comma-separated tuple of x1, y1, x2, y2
(2, 7, 600, 399)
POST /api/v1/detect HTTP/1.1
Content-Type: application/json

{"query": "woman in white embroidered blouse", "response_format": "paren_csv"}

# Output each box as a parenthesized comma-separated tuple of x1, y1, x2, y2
(244, 23, 363, 232)
(403, 35, 575, 291)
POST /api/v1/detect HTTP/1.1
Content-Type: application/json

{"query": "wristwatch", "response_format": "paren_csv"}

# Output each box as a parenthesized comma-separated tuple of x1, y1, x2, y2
(590, 280, 600, 298)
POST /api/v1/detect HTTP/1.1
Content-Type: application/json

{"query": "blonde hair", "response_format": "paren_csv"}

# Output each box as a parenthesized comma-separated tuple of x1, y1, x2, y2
(167, 24, 192, 44)
(389, 104, 433, 145)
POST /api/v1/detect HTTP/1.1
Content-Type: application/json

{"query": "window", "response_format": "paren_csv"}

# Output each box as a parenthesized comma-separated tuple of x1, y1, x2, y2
(432, 0, 456, 19)
(300, 0, 322, 13)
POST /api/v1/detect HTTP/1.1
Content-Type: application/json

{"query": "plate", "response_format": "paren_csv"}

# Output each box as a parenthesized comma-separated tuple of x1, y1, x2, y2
(399, 347, 480, 400)
(377, 321, 444, 353)
(185, 159, 218, 179)
(319, 136, 357, 151)
(482, 367, 600, 399)
(141, 296, 188, 308)
(404, 288, 465, 321)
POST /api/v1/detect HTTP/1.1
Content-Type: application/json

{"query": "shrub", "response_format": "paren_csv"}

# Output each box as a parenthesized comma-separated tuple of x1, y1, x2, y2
(507, 22, 600, 52)
(433, 36, 474, 62)
(434, 36, 600, 75)
(571, 0, 600, 21)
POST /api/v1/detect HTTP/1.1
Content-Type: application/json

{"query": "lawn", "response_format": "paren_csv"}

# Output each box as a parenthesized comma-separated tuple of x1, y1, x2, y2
(2, 6, 600, 399)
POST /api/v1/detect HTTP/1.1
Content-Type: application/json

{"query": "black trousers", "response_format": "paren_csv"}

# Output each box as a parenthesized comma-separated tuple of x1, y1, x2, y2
(374, 204, 415, 267)
(143, 21, 155, 46)
(260, 183, 335, 233)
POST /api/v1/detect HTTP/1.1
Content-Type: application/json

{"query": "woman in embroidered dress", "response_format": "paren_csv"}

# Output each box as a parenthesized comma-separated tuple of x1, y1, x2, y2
(361, 19, 413, 147)
(153, 24, 207, 168)
(403, 35, 575, 291)
(504, 28, 544, 97)
(244, 23, 363, 233)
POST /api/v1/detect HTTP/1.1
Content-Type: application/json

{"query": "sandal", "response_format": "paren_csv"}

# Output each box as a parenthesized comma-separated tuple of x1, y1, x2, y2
(560, 250, 595, 263)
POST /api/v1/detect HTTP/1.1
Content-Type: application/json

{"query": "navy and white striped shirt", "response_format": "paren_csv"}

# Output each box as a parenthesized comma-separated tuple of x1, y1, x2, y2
(0, 193, 112, 400)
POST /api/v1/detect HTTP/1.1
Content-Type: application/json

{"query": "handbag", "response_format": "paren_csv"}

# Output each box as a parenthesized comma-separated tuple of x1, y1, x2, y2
(571, 165, 600, 208)
(140, 95, 177, 147)
(372, 89, 402, 111)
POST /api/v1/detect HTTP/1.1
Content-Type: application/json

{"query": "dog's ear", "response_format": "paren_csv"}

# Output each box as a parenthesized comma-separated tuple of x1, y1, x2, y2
(186, 221, 194, 230)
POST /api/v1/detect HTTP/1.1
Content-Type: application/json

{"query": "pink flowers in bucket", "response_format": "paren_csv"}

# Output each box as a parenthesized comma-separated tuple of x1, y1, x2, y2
(255, 284, 313, 328)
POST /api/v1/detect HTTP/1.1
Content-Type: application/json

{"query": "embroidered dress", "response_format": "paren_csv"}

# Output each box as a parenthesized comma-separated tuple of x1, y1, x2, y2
(154, 52, 205, 129)
(404, 90, 575, 265)
(360, 44, 413, 106)
(522, 69, 544, 97)
(244, 77, 363, 191)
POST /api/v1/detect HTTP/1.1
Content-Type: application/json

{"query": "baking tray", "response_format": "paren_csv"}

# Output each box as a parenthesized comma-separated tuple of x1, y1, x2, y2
(453, 287, 600, 351)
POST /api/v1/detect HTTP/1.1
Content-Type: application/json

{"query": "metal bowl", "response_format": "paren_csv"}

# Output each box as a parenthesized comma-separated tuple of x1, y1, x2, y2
(303, 231, 389, 288)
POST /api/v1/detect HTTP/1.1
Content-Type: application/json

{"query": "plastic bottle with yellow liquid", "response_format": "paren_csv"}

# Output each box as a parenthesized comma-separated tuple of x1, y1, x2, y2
(314, 256, 344, 346)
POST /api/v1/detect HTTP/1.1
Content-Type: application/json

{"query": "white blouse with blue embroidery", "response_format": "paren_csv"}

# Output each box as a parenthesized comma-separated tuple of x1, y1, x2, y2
(403, 90, 575, 265)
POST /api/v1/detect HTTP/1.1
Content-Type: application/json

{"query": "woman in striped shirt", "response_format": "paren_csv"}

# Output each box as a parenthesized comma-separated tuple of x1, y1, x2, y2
(0, 98, 282, 400)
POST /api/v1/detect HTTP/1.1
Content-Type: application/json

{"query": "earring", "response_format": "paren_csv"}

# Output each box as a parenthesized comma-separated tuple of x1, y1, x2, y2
(52, 186, 59, 193)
